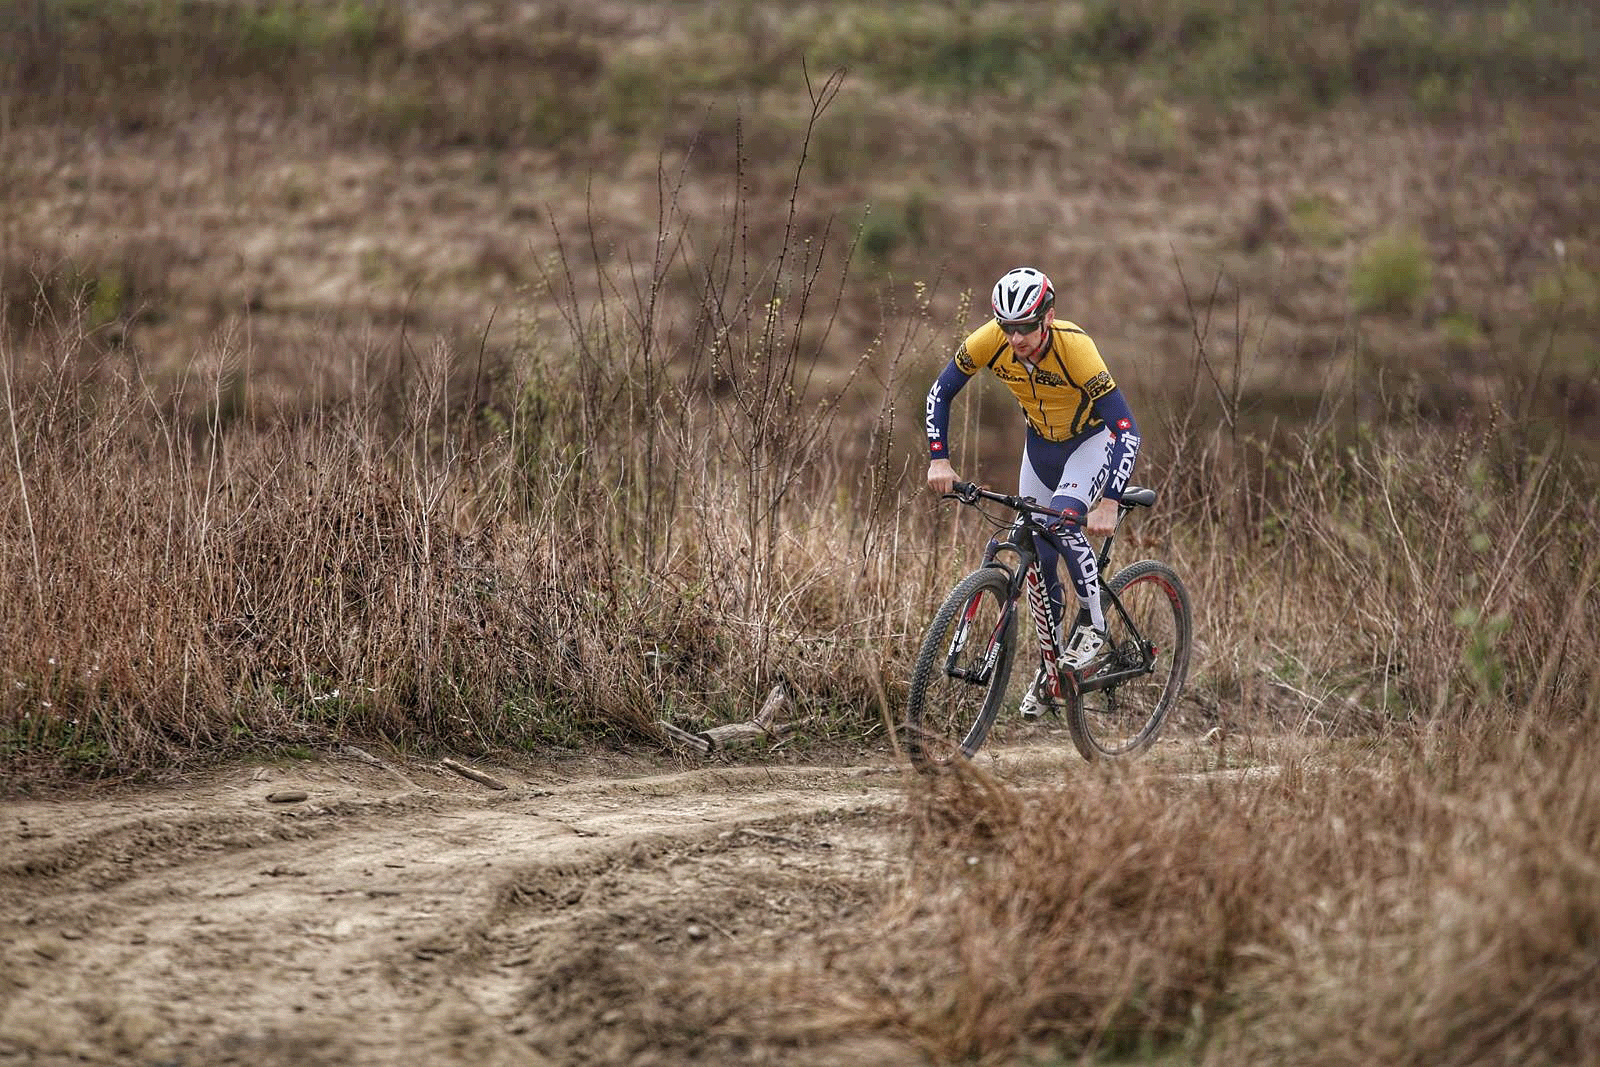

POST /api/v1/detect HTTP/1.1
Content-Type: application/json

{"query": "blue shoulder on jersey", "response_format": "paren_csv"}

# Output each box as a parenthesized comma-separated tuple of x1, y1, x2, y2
(924, 360, 971, 460)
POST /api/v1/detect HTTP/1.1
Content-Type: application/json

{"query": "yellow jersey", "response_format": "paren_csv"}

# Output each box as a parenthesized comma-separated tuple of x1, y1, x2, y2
(952, 320, 1117, 442)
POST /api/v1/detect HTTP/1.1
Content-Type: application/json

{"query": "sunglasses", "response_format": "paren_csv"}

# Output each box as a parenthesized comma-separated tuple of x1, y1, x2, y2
(997, 317, 1046, 336)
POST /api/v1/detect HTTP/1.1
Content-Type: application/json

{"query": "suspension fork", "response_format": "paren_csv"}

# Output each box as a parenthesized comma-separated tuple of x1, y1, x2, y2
(944, 565, 1016, 684)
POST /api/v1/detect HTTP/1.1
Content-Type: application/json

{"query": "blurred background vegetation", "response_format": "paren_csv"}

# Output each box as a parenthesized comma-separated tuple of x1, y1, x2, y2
(2, 0, 1595, 453)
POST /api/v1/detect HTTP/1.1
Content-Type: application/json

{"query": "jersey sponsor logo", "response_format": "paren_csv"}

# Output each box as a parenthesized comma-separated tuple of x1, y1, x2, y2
(1088, 464, 1109, 501)
(1110, 432, 1140, 489)
(926, 381, 945, 443)
(955, 343, 977, 374)
(1085, 371, 1115, 400)
(994, 363, 1067, 388)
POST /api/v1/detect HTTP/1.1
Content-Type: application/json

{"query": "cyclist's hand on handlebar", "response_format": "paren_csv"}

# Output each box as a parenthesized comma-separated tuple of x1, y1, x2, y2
(927, 458, 958, 495)
(1086, 498, 1118, 537)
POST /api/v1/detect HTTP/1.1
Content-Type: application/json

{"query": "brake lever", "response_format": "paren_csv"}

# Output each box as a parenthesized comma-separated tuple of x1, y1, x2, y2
(944, 482, 981, 505)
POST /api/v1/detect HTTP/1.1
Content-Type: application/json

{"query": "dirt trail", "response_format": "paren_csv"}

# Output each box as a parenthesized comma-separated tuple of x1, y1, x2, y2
(0, 745, 936, 1066)
(0, 739, 1239, 1066)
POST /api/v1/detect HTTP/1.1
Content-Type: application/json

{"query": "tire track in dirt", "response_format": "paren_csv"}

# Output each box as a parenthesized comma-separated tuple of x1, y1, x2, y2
(0, 756, 912, 1066)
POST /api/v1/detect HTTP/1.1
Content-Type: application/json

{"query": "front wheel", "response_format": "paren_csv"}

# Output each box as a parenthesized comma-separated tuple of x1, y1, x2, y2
(1066, 560, 1192, 761)
(905, 567, 1018, 770)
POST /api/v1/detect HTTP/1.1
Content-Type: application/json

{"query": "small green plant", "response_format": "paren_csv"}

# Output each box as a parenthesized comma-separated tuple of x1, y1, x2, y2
(857, 197, 928, 267)
(1351, 230, 1433, 315)
(88, 268, 127, 328)
(1441, 311, 1485, 351)
(0, 709, 110, 769)
(1533, 263, 1600, 317)
(803, 6, 1063, 94)
(1414, 73, 1461, 118)
(1454, 605, 1509, 702)
(1123, 99, 1183, 167)
(1289, 194, 1345, 248)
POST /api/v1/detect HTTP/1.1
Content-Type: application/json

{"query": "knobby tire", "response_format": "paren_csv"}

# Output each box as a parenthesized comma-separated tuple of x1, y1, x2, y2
(905, 567, 1017, 770)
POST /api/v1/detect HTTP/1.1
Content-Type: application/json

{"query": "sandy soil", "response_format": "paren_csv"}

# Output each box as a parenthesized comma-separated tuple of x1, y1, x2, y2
(0, 737, 1165, 1067)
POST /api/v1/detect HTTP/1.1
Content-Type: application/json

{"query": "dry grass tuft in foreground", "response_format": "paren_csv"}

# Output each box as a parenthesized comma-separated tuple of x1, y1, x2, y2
(757, 714, 1599, 1065)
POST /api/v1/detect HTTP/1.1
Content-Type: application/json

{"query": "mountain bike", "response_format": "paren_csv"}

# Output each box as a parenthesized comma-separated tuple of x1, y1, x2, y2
(904, 481, 1192, 768)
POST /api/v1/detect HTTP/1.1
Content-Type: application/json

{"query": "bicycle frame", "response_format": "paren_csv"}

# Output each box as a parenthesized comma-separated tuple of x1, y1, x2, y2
(972, 495, 1160, 697)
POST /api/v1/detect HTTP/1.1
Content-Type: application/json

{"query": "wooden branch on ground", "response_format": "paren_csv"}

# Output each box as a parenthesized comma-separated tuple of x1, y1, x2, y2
(658, 682, 808, 754)
(657, 720, 712, 754)
(441, 757, 508, 790)
(342, 744, 418, 789)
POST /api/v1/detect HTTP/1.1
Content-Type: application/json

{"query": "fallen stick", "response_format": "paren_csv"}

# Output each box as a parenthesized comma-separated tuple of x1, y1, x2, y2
(342, 744, 418, 789)
(658, 683, 810, 754)
(440, 757, 508, 790)
(700, 721, 773, 749)
(753, 682, 788, 729)
(657, 720, 713, 754)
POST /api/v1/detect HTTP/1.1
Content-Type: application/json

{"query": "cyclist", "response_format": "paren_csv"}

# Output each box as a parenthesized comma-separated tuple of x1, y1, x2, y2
(925, 266, 1142, 718)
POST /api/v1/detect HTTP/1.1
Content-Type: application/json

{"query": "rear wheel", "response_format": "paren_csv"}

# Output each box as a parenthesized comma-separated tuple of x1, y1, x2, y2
(905, 567, 1017, 769)
(1066, 560, 1192, 761)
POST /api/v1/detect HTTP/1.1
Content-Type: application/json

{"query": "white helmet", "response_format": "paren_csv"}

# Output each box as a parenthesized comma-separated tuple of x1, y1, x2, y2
(990, 267, 1055, 323)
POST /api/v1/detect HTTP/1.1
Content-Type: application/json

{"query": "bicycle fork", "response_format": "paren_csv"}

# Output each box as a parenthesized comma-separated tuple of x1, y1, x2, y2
(945, 588, 1009, 685)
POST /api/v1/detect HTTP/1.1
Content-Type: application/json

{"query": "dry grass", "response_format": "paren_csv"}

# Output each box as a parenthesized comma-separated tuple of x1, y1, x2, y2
(5, 245, 1595, 770)
(0, 331, 932, 771)
(797, 713, 1599, 1065)
(0, 93, 951, 772)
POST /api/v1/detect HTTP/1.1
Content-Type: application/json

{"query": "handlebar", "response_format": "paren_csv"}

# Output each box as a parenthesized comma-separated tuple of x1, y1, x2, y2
(943, 480, 1156, 520)
(943, 480, 1068, 519)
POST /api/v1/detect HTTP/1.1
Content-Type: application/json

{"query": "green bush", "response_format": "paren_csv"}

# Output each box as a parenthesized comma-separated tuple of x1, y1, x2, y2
(1068, 0, 1593, 109)
(799, 5, 1076, 94)
(1351, 230, 1432, 316)
(1123, 99, 1184, 167)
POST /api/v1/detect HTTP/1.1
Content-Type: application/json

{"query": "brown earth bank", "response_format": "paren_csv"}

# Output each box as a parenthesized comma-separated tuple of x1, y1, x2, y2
(1, 734, 1250, 1067)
